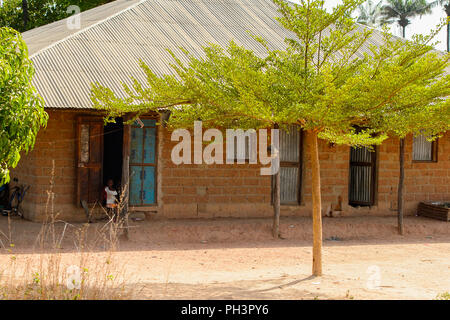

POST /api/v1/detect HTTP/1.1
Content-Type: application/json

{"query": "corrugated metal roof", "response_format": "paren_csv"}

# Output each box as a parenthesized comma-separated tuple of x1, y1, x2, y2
(23, 0, 449, 109)
(23, 0, 143, 56)
(23, 0, 295, 109)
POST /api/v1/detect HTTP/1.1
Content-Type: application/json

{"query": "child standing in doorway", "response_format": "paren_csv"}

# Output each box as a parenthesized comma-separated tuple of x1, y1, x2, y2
(104, 179, 118, 220)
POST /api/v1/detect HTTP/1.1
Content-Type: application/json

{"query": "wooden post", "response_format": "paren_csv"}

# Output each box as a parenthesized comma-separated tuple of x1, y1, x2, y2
(397, 138, 405, 235)
(272, 123, 280, 239)
(121, 120, 131, 240)
(272, 168, 281, 239)
(308, 130, 322, 276)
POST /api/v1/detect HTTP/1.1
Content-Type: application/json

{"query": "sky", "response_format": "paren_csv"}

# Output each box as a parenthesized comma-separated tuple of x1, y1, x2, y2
(291, 0, 449, 51)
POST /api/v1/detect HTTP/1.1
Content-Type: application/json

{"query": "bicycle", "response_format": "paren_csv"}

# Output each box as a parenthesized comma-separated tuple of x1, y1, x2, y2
(2, 184, 30, 219)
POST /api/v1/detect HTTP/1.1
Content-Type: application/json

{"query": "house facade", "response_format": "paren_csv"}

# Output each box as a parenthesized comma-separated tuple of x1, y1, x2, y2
(11, 0, 449, 222)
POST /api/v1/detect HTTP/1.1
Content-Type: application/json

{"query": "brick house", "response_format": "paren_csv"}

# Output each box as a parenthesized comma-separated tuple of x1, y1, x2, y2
(12, 0, 449, 222)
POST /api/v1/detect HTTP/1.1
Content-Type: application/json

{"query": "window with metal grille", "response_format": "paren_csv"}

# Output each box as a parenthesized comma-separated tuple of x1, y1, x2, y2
(349, 146, 377, 206)
(413, 135, 437, 162)
(273, 127, 302, 205)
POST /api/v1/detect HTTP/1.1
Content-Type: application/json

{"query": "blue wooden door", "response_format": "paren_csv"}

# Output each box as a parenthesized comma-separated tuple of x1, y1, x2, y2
(129, 119, 157, 206)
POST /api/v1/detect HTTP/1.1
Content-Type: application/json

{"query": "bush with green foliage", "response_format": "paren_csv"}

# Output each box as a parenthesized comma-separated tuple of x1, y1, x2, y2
(0, 0, 115, 32)
(0, 27, 47, 184)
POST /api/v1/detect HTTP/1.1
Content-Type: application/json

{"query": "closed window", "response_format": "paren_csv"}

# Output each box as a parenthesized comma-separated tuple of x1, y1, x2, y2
(413, 135, 437, 162)
(274, 127, 302, 205)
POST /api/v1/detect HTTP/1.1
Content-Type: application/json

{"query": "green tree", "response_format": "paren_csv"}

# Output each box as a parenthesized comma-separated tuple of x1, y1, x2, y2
(0, 27, 47, 184)
(380, 0, 448, 234)
(381, 0, 434, 38)
(91, 0, 450, 276)
(360, 27, 449, 234)
(0, 0, 23, 32)
(357, 0, 384, 27)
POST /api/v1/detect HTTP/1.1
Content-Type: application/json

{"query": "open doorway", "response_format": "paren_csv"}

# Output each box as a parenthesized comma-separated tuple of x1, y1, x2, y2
(103, 119, 123, 191)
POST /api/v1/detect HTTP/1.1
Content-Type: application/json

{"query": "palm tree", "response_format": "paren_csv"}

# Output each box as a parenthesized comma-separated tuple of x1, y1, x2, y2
(357, 0, 384, 27)
(381, 0, 434, 38)
(428, 1, 450, 52)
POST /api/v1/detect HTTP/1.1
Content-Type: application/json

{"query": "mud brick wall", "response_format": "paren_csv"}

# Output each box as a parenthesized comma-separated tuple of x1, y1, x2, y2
(10, 109, 450, 221)
(10, 110, 89, 221)
(160, 128, 450, 219)
(403, 133, 450, 208)
(158, 127, 273, 218)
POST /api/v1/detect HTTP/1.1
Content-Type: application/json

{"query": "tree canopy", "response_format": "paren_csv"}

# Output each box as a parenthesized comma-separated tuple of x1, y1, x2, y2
(91, 0, 450, 275)
(0, 27, 47, 184)
(92, 0, 449, 144)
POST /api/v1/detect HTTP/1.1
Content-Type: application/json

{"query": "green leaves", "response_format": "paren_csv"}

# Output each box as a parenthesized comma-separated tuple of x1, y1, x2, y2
(0, 27, 47, 184)
(0, 1, 116, 32)
(91, 0, 449, 147)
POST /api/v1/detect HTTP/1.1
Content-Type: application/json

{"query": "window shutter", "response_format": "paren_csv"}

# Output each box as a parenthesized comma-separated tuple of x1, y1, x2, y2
(76, 117, 104, 205)
(276, 126, 302, 204)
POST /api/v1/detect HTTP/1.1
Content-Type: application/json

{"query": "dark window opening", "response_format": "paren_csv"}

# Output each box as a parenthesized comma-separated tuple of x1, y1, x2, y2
(103, 119, 124, 191)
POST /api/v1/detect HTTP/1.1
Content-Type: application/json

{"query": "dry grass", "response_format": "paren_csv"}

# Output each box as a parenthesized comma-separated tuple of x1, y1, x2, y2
(436, 292, 450, 300)
(0, 249, 133, 300)
(0, 160, 138, 300)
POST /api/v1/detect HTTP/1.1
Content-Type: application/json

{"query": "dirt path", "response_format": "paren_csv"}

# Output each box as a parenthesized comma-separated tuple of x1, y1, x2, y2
(121, 238, 450, 299)
(0, 216, 449, 299)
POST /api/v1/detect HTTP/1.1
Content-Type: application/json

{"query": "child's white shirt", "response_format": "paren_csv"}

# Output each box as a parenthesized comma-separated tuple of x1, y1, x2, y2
(105, 187, 118, 204)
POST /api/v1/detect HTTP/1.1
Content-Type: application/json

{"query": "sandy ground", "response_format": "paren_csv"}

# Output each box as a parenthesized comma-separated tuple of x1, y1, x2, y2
(0, 215, 449, 300)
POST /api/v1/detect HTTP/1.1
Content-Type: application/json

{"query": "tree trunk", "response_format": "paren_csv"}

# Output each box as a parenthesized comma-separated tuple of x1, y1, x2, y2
(272, 123, 280, 238)
(397, 138, 405, 235)
(22, 0, 29, 30)
(402, 26, 405, 39)
(308, 130, 322, 276)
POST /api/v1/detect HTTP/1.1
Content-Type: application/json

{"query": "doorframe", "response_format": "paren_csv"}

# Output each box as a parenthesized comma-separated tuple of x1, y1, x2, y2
(76, 115, 104, 206)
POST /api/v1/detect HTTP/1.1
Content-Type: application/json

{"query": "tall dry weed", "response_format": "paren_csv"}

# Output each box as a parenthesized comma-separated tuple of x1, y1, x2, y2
(0, 160, 139, 299)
